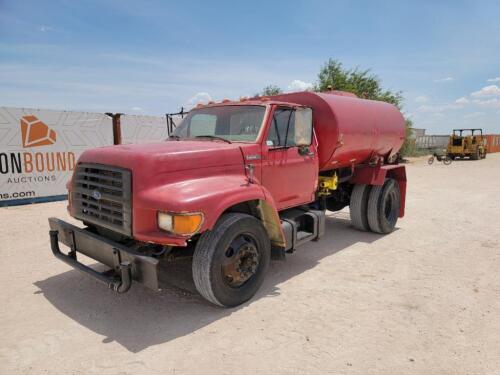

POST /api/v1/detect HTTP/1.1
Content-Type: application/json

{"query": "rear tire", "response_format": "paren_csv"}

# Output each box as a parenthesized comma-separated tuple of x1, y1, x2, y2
(349, 184, 372, 231)
(192, 213, 271, 307)
(367, 178, 401, 234)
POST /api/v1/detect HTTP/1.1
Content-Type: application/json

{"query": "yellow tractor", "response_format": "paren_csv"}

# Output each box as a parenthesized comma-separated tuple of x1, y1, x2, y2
(447, 128, 487, 160)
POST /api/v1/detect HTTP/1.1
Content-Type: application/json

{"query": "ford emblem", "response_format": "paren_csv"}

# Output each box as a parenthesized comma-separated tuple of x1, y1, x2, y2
(92, 190, 102, 200)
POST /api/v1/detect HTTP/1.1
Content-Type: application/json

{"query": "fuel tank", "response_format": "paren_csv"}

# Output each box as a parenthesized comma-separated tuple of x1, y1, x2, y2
(270, 91, 406, 171)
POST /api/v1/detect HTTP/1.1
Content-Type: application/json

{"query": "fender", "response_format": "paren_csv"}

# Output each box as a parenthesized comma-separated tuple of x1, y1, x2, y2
(350, 164, 407, 217)
(134, 175, 285, 246)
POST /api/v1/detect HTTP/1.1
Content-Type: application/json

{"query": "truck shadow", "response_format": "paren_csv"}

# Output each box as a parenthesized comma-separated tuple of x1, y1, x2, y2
(34, 212, 386, 353)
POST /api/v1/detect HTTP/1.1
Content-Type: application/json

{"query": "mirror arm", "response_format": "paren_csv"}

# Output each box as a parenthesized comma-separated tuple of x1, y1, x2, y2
(298, 145, 314, 157)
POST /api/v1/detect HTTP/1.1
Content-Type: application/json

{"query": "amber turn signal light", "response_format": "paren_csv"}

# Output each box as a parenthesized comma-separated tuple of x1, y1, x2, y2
(158, 212, 204, 236)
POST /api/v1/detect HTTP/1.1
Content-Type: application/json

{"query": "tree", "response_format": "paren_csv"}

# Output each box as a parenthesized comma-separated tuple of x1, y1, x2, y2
(399, 119, 416, 157)
(315, 59, 402, 108)
(261, 85, 282, 96)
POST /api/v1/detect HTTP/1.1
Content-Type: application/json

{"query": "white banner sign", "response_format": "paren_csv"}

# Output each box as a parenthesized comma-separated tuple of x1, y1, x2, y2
(0, 107, 113, 205)
(120, 114, 183, 144)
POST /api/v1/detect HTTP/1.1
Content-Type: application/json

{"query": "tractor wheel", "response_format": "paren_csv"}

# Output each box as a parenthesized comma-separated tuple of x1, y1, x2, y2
(367, 178, 401, 234)
(471, 149, 479, 160)
(349, 184, 372, 231)
(192, 213, 270, 307)
(443, 156, 452, 165)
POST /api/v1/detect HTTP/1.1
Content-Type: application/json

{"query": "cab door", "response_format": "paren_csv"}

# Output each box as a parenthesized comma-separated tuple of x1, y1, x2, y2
(261, 106, 318, 210)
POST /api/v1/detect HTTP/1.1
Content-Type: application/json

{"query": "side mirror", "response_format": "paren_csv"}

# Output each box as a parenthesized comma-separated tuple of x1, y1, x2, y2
(294, 107, 313, 146)
(298, 145, 314, 157)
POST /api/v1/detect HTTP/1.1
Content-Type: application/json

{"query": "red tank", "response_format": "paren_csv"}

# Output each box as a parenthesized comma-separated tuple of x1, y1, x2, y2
(271, 91, 406, 171)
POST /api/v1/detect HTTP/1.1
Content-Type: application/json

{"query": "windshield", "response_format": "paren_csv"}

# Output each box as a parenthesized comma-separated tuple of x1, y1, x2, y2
(172, 105, 266, 142)
(454, 129, 482, 136)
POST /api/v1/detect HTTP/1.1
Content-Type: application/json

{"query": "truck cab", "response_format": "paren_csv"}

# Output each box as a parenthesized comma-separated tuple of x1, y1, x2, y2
(173, 102, 319, 209)
(49, 93, 407, 307)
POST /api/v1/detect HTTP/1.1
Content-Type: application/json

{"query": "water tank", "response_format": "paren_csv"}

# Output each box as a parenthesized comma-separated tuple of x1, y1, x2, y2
(271, 91, 406, 171)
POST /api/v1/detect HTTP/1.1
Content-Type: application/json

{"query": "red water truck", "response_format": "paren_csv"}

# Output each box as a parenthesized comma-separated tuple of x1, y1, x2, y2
(49, 91, 407, 307)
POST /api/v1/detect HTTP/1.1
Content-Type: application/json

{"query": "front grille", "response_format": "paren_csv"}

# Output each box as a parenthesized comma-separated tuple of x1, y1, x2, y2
(72, 163, 132, 236)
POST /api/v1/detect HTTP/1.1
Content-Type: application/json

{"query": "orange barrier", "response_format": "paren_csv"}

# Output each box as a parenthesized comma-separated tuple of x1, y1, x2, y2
(485, 134, 500, 153)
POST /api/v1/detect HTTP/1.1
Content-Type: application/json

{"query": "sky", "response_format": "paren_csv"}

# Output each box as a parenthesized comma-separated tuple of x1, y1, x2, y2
(1, 0, 499, 134)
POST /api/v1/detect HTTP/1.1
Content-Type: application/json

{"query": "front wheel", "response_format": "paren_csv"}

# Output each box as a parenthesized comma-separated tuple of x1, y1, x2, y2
(443, 156, 452, 165)
(192, 213, 271, 307)
(428, 156, 434, 165)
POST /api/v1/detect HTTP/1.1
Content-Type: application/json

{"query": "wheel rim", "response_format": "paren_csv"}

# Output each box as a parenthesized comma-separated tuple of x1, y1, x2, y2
(221, 233, 260, 288)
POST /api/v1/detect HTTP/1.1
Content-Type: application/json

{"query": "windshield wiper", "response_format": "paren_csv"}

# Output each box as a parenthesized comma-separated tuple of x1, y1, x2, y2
(168, 134, 181, 141)
(194, 135, 232, 144)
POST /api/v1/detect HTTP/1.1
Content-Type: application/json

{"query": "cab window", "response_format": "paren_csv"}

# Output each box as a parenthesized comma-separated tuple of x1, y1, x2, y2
(267, 107, 312, 147)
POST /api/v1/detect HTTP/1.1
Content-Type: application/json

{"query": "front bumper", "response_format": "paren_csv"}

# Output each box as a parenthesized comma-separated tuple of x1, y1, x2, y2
(48, 217, 159, 293)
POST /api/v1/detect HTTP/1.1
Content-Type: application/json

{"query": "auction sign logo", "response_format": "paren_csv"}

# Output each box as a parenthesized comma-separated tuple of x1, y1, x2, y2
(21, 115, 57, 147)
(0, 115, 76, 176)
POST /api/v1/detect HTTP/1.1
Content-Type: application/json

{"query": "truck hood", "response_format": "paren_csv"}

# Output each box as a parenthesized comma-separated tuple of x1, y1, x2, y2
(78, 140, 245, 174)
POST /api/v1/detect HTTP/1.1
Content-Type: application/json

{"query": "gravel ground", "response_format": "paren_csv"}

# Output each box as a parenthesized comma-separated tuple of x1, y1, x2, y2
(1, 154, 499, 375)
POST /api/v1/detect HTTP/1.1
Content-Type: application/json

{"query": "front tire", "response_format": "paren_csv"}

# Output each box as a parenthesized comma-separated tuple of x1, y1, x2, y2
(192, 213, 271, 307)
(367, 178, 401, 234)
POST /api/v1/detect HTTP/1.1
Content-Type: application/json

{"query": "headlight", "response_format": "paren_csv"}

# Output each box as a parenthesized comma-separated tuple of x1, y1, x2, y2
(157, 212, 173, 232)
(157, 212, 204, 236)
